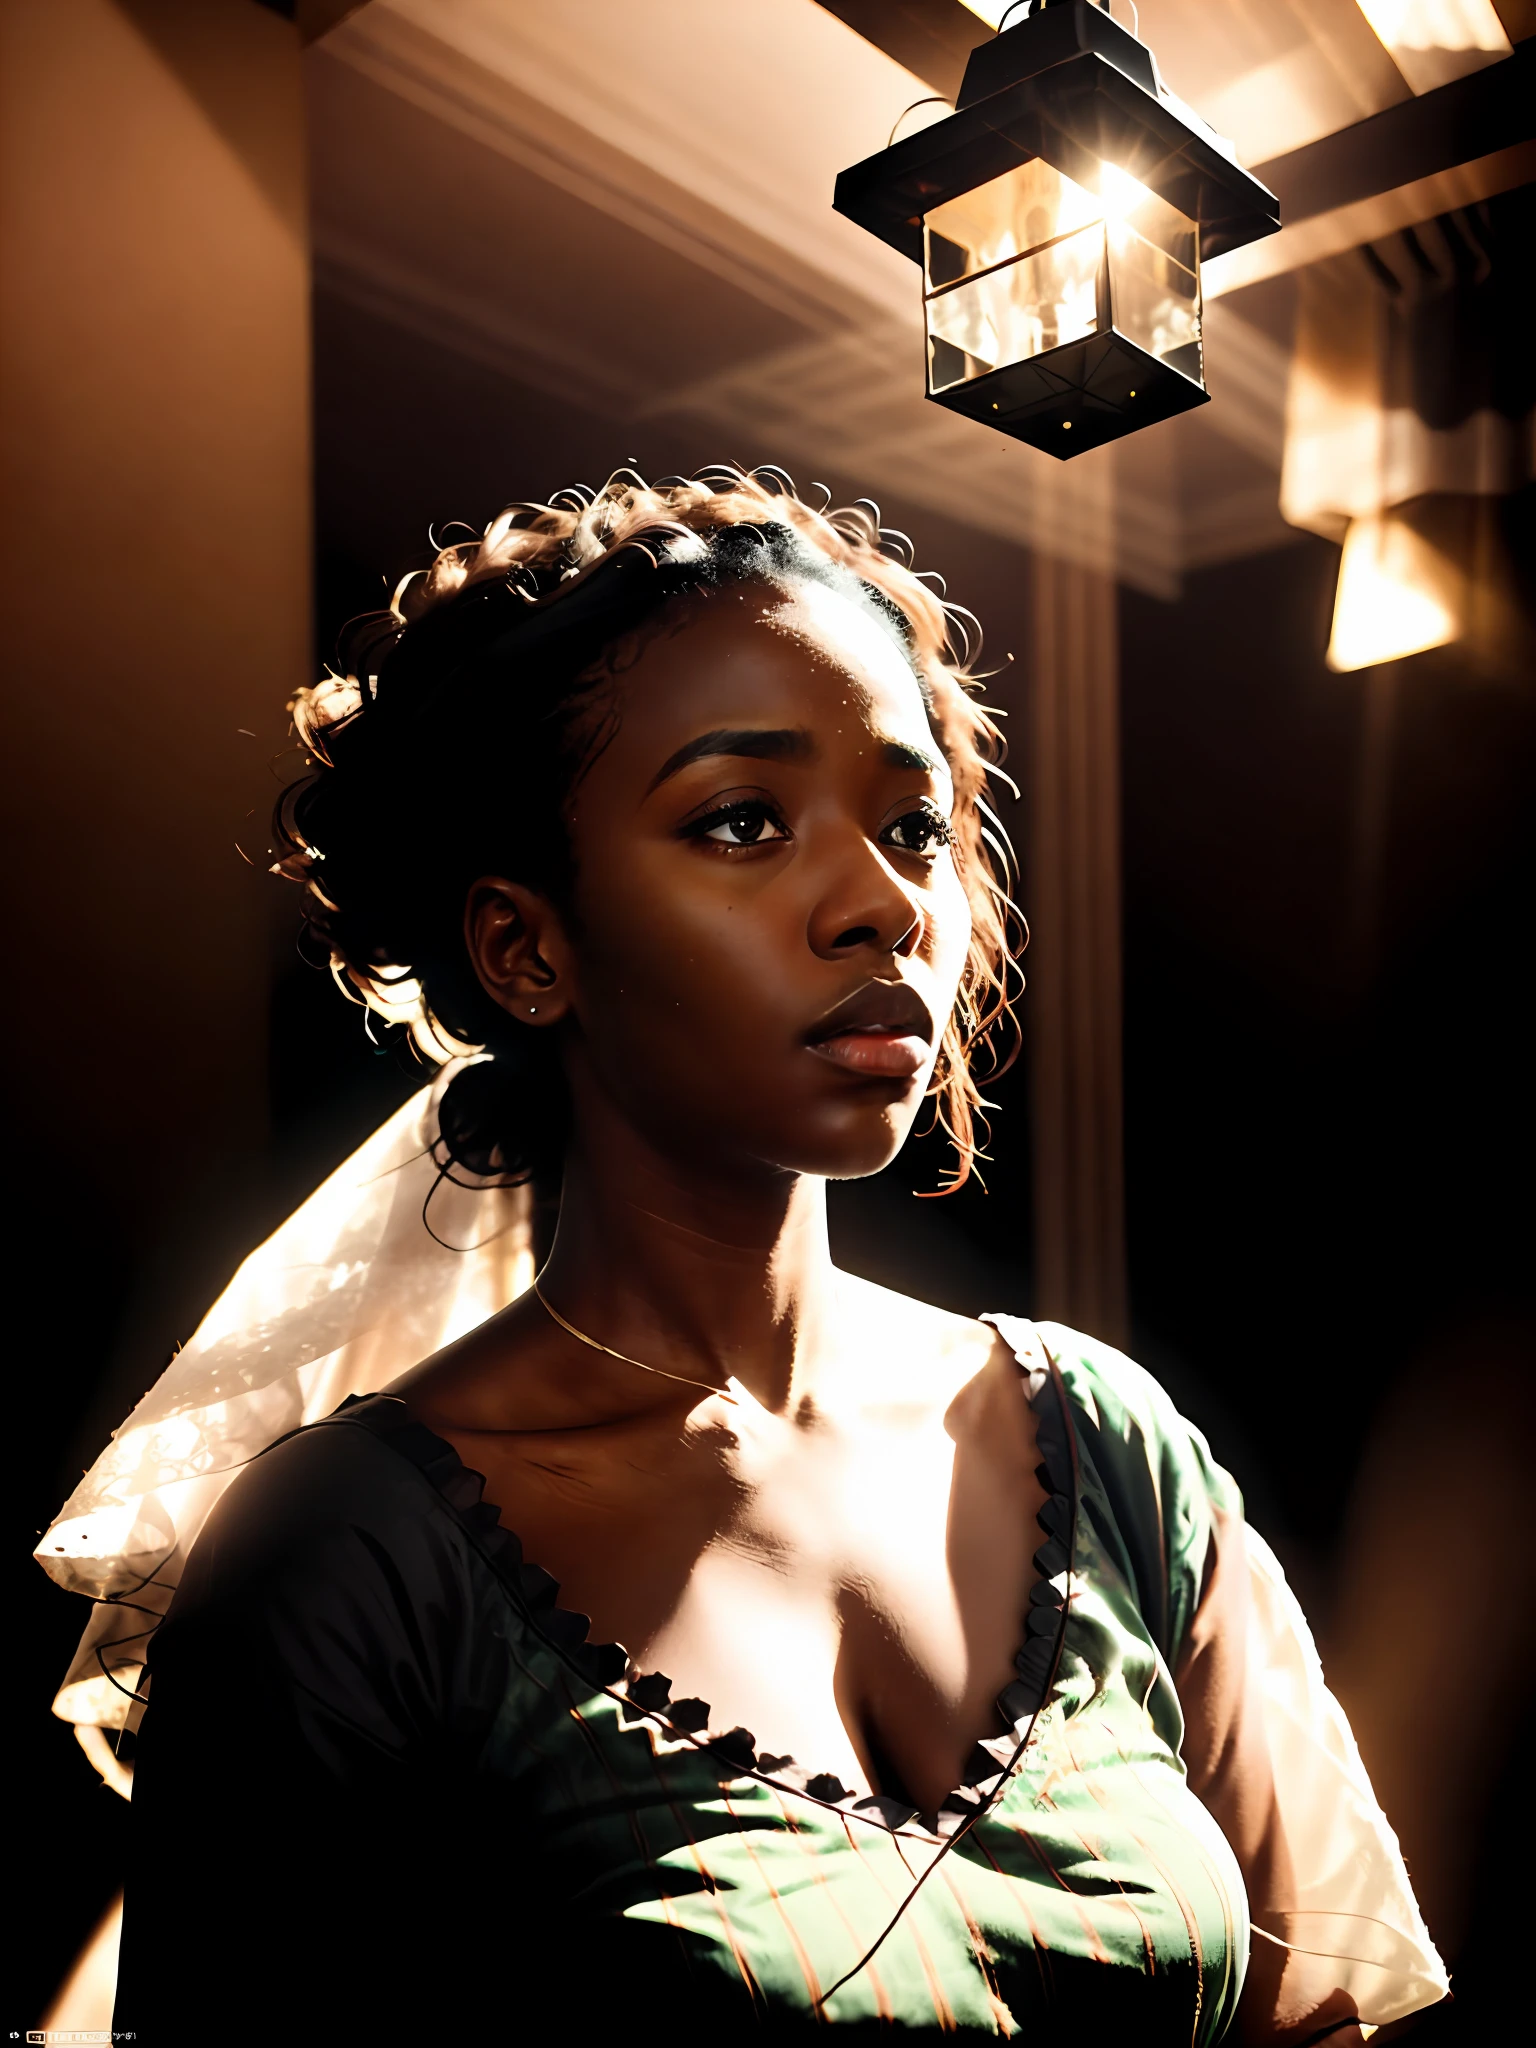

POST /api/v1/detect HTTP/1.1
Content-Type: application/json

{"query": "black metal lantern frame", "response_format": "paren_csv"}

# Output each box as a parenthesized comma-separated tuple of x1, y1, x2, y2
(833, 0, 1280, 458)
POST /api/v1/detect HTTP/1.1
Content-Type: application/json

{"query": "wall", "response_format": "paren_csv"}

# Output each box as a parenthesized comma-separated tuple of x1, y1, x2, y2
(1, 0, 309, 2015)
(1119, 528, 1536, 2038)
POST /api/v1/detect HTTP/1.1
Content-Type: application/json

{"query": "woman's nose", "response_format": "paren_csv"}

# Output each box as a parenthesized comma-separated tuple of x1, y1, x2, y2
(808, 840, 924, 961)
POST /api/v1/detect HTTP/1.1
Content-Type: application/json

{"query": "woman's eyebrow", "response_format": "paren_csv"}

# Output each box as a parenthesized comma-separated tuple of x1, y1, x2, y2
(647, 726, 814, 793)
(883, 738, 945, 775)
(647, 726, 946, 794)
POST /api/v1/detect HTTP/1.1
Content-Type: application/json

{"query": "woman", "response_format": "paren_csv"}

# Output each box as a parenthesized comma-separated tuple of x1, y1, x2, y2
(106, 470, 1443, 2041)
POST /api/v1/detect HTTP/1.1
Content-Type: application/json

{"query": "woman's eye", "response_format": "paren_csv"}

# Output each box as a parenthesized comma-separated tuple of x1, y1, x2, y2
(693, 802, 791, 849)
(882, 804, 955, 857)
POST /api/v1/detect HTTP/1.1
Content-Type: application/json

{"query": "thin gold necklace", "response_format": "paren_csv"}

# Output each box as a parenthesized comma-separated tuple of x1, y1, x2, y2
(533, 1279, 739, 1405)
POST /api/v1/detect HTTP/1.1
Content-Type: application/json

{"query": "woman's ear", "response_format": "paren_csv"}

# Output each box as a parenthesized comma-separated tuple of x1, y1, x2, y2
(464, 876, 575, 1027)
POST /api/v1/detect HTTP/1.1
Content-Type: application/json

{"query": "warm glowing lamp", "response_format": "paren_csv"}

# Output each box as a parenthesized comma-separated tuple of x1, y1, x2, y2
(1326, 512, 1458, 671)
(834, 0, 1280, 458)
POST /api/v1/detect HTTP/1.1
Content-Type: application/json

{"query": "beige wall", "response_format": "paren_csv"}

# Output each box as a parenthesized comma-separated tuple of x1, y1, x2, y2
(0, 0, 309, 1273)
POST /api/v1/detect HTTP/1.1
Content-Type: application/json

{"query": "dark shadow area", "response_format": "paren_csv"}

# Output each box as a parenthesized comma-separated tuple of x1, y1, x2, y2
(828, 1051, 1034, 1319)
(1122, 525, 1534, 1556)
(1120, 524, 1535, 2033)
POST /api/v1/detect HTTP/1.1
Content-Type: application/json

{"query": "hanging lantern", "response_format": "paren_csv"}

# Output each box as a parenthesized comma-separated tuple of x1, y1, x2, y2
(833, 0, 1280, 458)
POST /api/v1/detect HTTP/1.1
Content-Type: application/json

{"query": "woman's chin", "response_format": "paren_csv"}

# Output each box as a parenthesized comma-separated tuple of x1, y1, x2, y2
(775, 1104, 922, 1183)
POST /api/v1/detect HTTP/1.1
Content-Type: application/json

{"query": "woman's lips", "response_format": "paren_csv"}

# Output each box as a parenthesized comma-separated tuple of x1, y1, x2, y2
(808, 1029, 930, 1078)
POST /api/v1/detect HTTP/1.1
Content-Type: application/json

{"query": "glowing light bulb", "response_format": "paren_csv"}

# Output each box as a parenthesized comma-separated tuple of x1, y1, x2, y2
(1098, 162, 1159, 220)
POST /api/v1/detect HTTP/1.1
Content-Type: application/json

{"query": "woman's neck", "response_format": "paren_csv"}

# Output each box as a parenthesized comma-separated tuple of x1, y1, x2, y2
(536, 1113, 841, 1417)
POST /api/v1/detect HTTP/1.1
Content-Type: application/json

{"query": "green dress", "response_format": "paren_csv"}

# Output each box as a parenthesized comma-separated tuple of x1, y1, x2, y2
(116, 1320, 1260, 2042)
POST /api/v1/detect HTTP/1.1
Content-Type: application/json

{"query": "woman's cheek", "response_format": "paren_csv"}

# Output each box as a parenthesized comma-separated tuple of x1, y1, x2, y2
(576, 864, 762, 1045)
(928, 862, 974, 997)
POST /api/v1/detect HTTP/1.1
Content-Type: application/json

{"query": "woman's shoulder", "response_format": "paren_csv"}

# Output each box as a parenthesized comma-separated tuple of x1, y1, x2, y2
(1033, 1322, 1240, 1508)
(832, 1279, 1224, 1472)
(1027, 1323, 1243, 1659)
(141, 1399, 518, 1800)
(834, 1270, 1003, 1407)
(166, 1397, 482, 1632)
(1034, 1321, 1200, 1436)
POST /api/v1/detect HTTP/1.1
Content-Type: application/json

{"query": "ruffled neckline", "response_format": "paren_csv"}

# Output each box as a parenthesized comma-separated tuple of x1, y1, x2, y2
(329, 1314, 1077, 1840)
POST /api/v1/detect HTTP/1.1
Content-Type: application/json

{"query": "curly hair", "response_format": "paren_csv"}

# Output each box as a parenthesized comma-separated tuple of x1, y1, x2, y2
(273, 465, 1022, 1195)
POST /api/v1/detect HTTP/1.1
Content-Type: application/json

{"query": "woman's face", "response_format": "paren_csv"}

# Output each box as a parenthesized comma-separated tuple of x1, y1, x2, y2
(479, 577, 974, 1183)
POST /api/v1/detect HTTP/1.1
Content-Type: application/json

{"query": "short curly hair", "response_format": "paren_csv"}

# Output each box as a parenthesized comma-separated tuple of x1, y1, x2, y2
(274, 465, 1022, 1194)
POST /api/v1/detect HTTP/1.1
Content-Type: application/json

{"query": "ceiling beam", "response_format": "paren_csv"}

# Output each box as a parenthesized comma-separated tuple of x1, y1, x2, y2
(811, 0, 985, 102)
(1205, 137, 1535, 297)
(254, 0, 371, 44)
(1249, 38, 1534, 225)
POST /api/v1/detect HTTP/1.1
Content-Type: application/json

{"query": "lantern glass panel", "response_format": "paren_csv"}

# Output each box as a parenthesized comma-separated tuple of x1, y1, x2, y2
(1106, 223, 1199, 363)
(924, 159, 1103, 289)
(923, 156, 1201, 398)
(927, 222, 1103, 390)
(1097, 165, 1197, 272)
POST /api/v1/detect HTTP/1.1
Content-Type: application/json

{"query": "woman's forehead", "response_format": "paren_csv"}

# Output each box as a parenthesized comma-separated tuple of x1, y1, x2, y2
(758, 577, 917, 700)
(607, 580, 933, 765)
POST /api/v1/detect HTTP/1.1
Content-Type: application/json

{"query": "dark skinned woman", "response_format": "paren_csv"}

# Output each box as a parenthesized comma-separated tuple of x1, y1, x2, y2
(68, 471, 1442, 2042)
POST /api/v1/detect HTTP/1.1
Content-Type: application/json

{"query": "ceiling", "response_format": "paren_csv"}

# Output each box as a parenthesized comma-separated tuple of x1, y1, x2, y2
(307, 0, 1528, 597)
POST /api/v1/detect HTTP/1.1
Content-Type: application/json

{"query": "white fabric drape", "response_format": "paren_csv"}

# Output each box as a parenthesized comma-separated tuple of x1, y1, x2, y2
(35, 1071, 532, 1730)
(1242, 1524, 1449, 2027)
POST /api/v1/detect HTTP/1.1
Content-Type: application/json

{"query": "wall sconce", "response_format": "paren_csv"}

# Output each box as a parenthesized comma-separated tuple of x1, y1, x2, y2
(834, 0, 1280, 458)
(1326, 510, 1457, 671)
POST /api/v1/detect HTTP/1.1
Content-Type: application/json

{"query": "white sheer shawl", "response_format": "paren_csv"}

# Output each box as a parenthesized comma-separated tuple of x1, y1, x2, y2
(35, 1073, 532, 1733)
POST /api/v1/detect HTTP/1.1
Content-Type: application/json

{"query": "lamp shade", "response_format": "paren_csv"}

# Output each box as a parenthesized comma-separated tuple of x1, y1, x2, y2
(834, 0, 1280, 458)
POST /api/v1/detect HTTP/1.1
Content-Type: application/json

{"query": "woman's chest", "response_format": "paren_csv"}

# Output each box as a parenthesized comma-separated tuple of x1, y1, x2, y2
(449, 1401, 1045, 1811)
(478, 1673, 1244, 2045)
